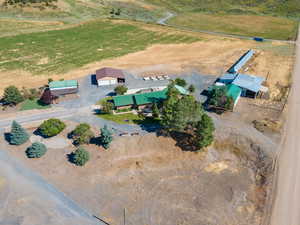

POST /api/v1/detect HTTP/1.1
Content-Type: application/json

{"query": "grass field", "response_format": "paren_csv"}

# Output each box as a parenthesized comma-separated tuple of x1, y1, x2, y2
(0, 20, 200, 74)
(97, 112, 159, 125)
(168, 13, 298, 40)
(20, 98, 51, 111)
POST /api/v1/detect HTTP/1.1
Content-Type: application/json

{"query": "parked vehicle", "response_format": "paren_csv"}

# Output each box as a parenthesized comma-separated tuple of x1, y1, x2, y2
(253, 37, 264, 42)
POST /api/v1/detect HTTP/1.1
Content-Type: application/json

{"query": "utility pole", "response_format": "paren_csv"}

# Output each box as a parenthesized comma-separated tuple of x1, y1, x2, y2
(123, 208, 126, 225)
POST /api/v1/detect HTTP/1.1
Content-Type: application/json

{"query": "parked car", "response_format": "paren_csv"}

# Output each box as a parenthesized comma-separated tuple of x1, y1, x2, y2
(163, 75, 170, 79)
(143, 77, 150, 81)
(157, 76, 164, 80)
(151, 76, 158, 81)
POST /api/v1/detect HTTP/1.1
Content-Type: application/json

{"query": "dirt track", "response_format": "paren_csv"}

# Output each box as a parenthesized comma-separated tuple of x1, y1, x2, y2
(270, 28, 300, 225)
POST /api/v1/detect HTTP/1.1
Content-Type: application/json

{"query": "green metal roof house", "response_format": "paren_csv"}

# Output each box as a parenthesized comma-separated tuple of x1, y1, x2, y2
(134, 90, 167, 106)
(49, 80, 79, 96)
(112, 86, 188, 108)
(113, 94, 135, 107)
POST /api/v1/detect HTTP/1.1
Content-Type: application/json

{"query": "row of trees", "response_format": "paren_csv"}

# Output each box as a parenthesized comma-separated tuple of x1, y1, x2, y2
(1, 85, 42, 106)
(8, 119, 113, 166)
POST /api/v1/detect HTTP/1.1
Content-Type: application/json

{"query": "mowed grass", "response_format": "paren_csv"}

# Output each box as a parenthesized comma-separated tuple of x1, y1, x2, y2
(168, 13, 298, 40)
(20, 98, 51, 111)
(97, 112, 159, 125)
(0, 20, 200, 74)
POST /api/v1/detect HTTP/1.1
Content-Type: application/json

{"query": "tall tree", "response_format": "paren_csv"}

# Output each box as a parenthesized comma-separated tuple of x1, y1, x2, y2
(100, 125, 113, 149)
(195, 113, 215, 149)
(3, 86, 24, 105)
(10, 120, 29, 145)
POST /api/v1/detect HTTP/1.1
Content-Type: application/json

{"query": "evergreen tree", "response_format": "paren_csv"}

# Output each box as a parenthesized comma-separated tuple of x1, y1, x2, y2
(3, 86, 24, 105)
(71, 147, 90, 166)
(152, 103, 160, 119)
(100, 125, 113, 149)
(26, 142, 47, 158)
(10, 120, 29, 145)
(195, 113, 215, 149)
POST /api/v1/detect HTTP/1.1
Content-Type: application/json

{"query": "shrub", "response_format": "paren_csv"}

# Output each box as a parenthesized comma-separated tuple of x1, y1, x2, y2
(188, 84, 195, 93)
(100, 125, 113, 149)
(26, 142, 47, 158)
(38, 118, 66, 137)
(174, 78, 187, 87)
(70, 123, 94, 145)
(71, 147, 90, 166)
(9, 121, 29, 145)
(3, 86, 24, 105)
(114, 85, 128, 95)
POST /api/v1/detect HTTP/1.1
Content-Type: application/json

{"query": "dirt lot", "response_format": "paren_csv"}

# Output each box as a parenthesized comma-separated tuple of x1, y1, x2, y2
(0, 115, 275, 225)
(0, 37, 294, 100)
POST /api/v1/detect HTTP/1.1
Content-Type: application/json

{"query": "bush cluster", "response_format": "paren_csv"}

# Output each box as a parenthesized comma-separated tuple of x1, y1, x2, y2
(26, 142, 47, 158)
(38, 118, 66, 137)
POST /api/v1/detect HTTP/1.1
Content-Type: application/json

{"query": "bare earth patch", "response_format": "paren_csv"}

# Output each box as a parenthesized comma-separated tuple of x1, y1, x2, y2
(2, 117, 274, 225)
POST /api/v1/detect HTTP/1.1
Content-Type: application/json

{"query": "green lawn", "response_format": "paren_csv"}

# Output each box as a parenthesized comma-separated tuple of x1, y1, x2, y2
(20, 98, 51, 111)
(97, 112, 159, 125)
(168, 13, 298, 40)
(0, 20, 200, 75)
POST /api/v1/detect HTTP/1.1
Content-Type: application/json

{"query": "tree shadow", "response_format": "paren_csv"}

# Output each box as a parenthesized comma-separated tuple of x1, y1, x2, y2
(4, 132, 11, 144)
(66, 152, 75, 164)
(90, 136, 102, 146)
(169, 131, 198, 152)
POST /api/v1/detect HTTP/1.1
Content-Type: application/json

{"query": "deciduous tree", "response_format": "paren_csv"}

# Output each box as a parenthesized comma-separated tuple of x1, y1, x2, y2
(3, 86, 24, 105)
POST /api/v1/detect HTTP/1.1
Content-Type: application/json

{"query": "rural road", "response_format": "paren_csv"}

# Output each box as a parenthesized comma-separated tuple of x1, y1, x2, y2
(157, 12, 295, 43)
(269, 28, 300, 225)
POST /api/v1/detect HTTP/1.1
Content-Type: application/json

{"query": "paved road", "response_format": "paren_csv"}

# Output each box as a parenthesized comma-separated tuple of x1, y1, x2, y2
(269, 28, 300, 225)
(0, 146, 106, 225)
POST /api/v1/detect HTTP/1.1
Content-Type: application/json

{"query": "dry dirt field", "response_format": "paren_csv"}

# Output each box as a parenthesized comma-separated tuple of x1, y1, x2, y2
(0, 115, 276, 225)
(0, 38, 294, 100)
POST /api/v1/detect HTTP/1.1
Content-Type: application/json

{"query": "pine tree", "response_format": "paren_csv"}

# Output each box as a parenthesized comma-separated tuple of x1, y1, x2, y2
(10, 120, 29, 145)
(100, 125, 113, 149)
(152, 103, 160, 119)
(195, 113, 215, 149)
(26, 142, 47, 158)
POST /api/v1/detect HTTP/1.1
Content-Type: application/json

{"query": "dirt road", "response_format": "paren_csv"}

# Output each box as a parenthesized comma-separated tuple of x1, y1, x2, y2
(269, 28, 300, 225)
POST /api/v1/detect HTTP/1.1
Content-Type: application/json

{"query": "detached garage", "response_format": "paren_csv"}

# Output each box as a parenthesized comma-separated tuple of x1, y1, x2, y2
(96, 67, 125, 86)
